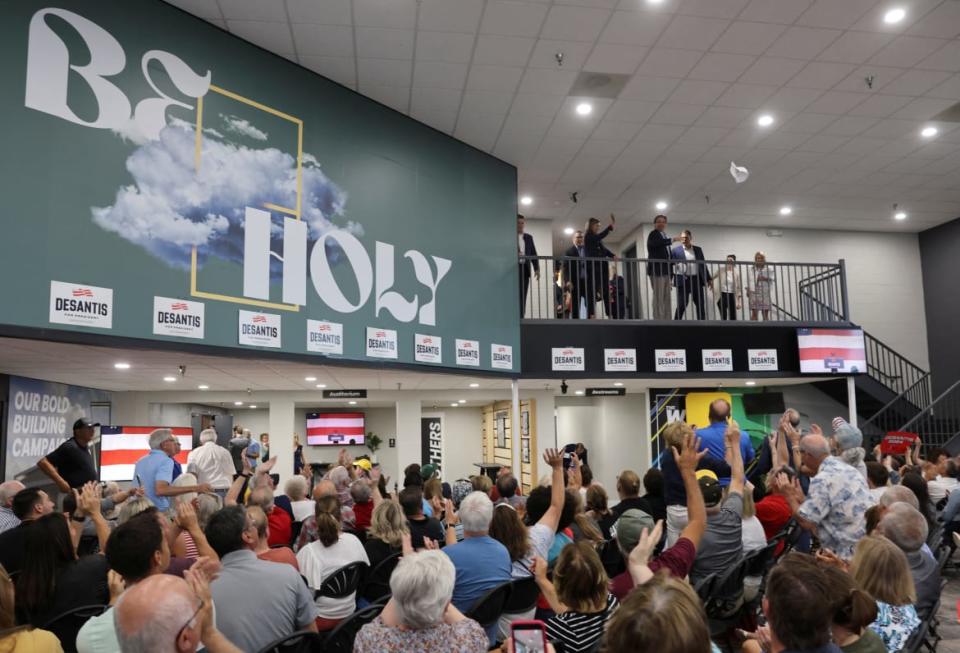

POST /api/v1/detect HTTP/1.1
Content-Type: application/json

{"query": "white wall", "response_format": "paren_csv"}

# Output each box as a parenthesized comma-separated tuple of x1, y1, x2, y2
(435, 407, 484, 482)
(615, 223, 929, 370)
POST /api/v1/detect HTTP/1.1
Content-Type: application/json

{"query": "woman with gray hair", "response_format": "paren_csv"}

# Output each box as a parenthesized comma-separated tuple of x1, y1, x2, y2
(354, 549, 488, 652)
(285, 475, 314, 522)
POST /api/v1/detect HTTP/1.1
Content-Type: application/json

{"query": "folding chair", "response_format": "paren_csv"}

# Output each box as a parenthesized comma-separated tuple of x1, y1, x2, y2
(322, 603, 385, 653)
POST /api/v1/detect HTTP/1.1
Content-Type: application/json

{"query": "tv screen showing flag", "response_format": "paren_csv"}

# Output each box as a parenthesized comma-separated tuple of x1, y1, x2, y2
(307, 412, 365, 446)
(99, 426, 193, 481)
(797, 328, 866, 374)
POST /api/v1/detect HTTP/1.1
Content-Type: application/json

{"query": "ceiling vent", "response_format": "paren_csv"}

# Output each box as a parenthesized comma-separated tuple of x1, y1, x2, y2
(931, 101, 960, 123)
(568, 72, 631, 99)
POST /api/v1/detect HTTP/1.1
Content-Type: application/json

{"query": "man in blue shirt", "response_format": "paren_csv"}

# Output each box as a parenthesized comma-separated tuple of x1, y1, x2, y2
(695, 399, 754, 487)
(133, 428, 210, 510)
(443, 490, 511, 642)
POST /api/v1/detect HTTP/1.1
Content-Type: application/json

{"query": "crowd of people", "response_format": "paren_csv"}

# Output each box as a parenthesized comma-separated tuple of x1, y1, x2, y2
(0, 406, 954, 652)
(518, 213, 779, 322)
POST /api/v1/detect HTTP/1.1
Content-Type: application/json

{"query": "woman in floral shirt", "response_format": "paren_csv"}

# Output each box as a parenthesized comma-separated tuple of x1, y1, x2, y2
(850, 535, 920, 651)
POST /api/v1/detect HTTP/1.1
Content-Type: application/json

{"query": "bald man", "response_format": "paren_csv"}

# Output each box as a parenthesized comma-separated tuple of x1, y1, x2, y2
(779, 430, 872, 560)
(0, 481, 25, 533)
(115, 572, 241, 653)
(695, 399, 754, 487)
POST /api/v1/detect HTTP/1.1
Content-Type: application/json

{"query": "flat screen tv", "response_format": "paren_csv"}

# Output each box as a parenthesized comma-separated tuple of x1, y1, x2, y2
(306, 412, 365, 446)
(797, 328, 866, 374)
(99, 426, 193, 481)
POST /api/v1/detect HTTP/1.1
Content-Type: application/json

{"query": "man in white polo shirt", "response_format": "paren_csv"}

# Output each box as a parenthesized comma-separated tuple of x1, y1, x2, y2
(187, 428, 236, 498)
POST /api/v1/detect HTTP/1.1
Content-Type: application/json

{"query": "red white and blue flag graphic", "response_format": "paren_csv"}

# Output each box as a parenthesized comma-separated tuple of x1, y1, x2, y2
(306, 413, 365, 446)
(99, 426, 192, 481)
(797, 328, 866, 374)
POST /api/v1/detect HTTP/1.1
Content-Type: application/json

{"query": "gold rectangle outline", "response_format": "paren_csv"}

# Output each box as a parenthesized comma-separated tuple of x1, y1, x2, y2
(189, 85, 304, 312)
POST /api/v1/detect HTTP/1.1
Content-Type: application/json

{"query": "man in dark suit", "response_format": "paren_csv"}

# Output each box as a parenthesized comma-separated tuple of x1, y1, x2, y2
(671, 229, 711, 320)
(563, 230, 588, 319)
(646, 214, 679, 320)
(517, 214, 539, 317)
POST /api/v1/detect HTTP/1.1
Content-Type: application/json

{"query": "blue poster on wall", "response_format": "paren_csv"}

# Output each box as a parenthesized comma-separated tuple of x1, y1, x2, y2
(4, 375, 111, 485)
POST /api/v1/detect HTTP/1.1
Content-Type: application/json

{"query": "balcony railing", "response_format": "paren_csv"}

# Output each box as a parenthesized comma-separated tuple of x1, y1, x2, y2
(519, 255, 849, 323)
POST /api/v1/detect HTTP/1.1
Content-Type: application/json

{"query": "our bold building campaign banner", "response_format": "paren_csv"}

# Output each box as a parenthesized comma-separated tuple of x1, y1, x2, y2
(0, 1, 519, 372)
(5, 376, 111, 484)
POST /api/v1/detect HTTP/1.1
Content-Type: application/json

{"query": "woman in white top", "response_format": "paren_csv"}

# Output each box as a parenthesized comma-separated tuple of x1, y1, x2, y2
(285, 475, 315, 522)
(747, 251, 776, 321)
(740, 485, 767, 602)
(296, 495, 369, 630)
(714, 255, 742, 321)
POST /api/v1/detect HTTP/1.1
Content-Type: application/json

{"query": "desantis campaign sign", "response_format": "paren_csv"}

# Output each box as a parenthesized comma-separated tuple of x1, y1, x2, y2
(797, 328, 866, 374)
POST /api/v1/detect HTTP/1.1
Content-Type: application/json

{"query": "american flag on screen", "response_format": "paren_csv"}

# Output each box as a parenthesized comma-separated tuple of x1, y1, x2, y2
(306, 413, 365, 446)
(797, 328, 866, 374)
(99, 426, 192, 481)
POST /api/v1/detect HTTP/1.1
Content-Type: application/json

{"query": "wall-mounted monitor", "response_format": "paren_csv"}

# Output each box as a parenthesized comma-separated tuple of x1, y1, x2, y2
(99, 426, 193, 481)
(797, 328, 866, 374)
(306, 412, 365, 446)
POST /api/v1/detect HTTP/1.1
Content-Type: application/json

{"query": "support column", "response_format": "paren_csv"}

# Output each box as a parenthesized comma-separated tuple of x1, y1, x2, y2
(847, 376, 858, 427)
(394, 397, 421, 485)
(268, 398, 295, 487)
(511, 379, 521, 474)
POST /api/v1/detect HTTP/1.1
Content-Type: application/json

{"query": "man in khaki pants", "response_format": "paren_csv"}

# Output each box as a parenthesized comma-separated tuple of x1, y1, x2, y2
(646, 214, 679, 320)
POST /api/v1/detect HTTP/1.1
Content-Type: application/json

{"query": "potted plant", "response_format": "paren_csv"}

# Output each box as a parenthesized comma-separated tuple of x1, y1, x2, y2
(366, 432, 383, 462)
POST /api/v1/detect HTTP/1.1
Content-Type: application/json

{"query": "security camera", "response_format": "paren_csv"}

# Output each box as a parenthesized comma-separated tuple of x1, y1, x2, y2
(560, 380, 569, 395)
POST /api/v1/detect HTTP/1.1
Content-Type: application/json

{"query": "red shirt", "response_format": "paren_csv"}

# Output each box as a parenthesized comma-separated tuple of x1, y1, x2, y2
(755, 494, 792, 555)
(609, 537, 697, 600)
(353, 501, 373, 532)
(258, 546, 299, 571)
(267, 505, 293, 547)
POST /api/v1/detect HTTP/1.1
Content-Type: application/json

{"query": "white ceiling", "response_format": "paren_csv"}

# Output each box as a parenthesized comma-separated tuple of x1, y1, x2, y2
(163, 0, 960, 237)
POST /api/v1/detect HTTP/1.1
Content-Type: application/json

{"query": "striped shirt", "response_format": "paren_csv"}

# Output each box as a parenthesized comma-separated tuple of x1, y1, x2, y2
(0, 507, 19, 535)
(545, 593, 619, 653)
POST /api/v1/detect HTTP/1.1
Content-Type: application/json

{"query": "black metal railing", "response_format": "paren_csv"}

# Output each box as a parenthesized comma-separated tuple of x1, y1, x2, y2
(863, 332, 931, 400)
(861, 372, 932, 444)
(897, 378, 960, 451)
(519, 255, 849, 323)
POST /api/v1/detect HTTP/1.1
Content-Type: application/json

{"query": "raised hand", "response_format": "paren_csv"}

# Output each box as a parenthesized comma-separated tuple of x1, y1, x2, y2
(542, 448, 562, 469)
(672, 432, 707, 474)
(175, 500, 199, 532)
(444, 499, 459, 525)
(401, 531, 414, 557)
(628, 520, 664, 568)
(724, 419, 741, 447)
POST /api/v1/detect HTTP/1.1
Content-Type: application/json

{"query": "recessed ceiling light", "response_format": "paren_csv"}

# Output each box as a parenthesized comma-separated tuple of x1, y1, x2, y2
(198, 384, 209, 390)
(234, 401, 244, 406)
(779, 206, 792, 216)
(614, 382, 624, 387)
(348, 400, 357, 405)
(894, 211, 908, 221)
(469, 383, 479, 388)
(520, 195, 533, 206)
(249, 405, 257, 409)
(647, 0, 665, 4)
(316, 384, 326, 389)
(757, 114, 774, 127)
(114, 362, 131, 370)
(745, 381, 757, 387)
(450, 403, 459, 407)
(163, 376, 176, 382)
(655, 200, 668, 211)
(305, 376, 317, 382)
(574, 390, 584, 395)
(921, 126, 938, 138)
(575, 102, 593, 116)
(458, 399, 466, 404)
(563, 227, 574, 235)
(883, 7, 906, 24)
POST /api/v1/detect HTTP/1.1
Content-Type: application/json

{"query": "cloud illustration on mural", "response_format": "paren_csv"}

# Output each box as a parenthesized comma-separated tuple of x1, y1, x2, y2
(92, 120, 358, 272)
(220, 113, 268, 141)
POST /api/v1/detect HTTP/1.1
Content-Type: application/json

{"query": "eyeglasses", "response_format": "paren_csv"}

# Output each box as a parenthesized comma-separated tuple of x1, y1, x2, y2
(176, 598, 204, 641)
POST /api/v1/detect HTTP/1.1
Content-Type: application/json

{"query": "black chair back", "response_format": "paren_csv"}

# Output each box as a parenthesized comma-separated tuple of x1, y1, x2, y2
(745, 541, 778, 577)
(40, 604, 108, 653)
(360, 552, 401, 603)
(315, 561, 368, 600)
(693, 572, 717, 603)
(465, 581, 513, 629)
(254, 630, 325, 653)
(323, 604, 385, 653)
(290, 520, 304, 546)
(899, 619, 930, 653)
(703, 556, 749, 620)
(503, 576, 539, 614)
(598, 538, 625, 579)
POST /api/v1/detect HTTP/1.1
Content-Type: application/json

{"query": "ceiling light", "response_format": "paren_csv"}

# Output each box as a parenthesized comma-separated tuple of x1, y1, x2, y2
(163, 376, 176, 382)
(198, 384, 209, 390)
(458, 399, 466, 404)
(779, 206, 792, 216)
(655, 200, 668, 211)
(883, 7, 906, 24)
(305, 376, 316, 382)
(469, 383, 479, 388)
(563, 227, 574, 235)
(745, 381, 757, 387)
(249, 405, 257, 409)
(316, 384, 327, 389)
(450, 403, 459, 407)
(757, 114, 774, 128)
(520, 195, 533, 206)
(921, 126, 938, 138)
(348, 400, 357, 405)
(614, 382, 624, 387)
(647, 0, 665, 4)
(113, 362, 131, 370)
(575, 102, 593, 116)
(574, 390, 584, 395)
(894, 211, 908, 221)
(234, 401, 244, 406)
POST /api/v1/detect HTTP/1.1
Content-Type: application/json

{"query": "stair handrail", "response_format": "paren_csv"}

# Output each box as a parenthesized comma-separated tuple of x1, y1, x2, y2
(899, 377, 960, 432)
(862, 372, 931, 428)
